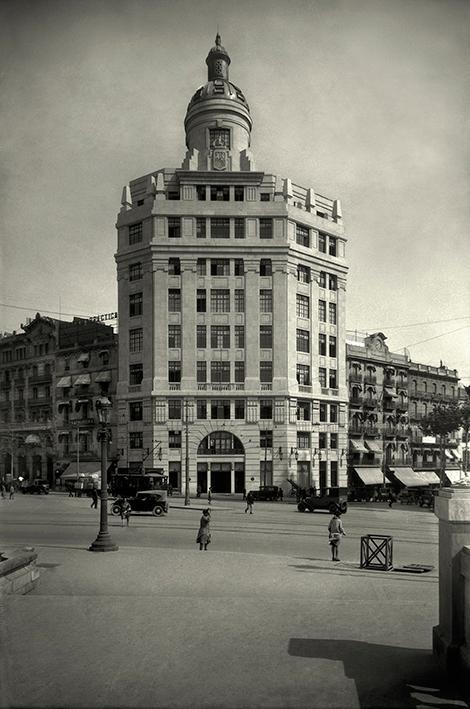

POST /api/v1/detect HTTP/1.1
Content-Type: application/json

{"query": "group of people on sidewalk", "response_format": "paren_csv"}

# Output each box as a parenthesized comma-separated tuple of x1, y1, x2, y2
(0, 481, 15, 499)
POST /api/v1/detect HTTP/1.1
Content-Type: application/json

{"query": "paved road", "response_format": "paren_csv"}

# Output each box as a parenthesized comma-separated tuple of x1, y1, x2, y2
(1, 494, 467, 709)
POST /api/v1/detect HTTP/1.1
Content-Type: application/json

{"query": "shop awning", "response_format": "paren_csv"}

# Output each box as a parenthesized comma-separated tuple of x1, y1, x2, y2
(77, 353, 90, 363)
(25, 434, 41, 445)
(419, 470, 440, 484)
(384, 387, 398, 398)
(74, 374, 91, 386)
(445, 449, 458, 461)
(350, 439, 368, 453)
(365, 439, 382, 454)
(445, 470, 464, 484)
(56, 376, 72, 388)
(392, 468, 430, 487)
(57, 401, 72, 411)
(94, 370, 112, 383)
(354, 468, 384, 485)
(61, 462, 101, 477)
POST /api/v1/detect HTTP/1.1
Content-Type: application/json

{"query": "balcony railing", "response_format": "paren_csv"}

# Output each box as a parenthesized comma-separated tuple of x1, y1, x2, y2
(349, 372, 362, 383)
(197, 383, 246, 392)
(349, 396, 363, 406)
(363, 397, 378, 408)
(383, 399, 397, 411)
(363, 376, 377, 385)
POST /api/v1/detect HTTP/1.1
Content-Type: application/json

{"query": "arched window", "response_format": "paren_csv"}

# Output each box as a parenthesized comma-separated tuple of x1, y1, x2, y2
(198, 431, 244, 455)
(423, 381, 427, 393)
(441, 384, 446, 396)
(412, 380, 417, 393)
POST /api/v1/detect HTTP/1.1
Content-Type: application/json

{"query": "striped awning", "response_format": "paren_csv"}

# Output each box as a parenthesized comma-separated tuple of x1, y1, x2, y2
(56, 376, 72, 388)
(94, 370, 112, 383)
(392, 468, 432, 487)
(350, 439, 368, 453)
(354, 468, 384, 485)
(74, 374, 91, 386)
(365, 439, 382, 454)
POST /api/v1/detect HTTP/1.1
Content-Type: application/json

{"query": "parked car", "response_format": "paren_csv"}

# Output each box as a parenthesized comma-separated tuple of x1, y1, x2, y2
(250, 486, 280, 501)
(111, 490, 168, 517)
(297, 488, 348, 514)
(21, 480, 50, 495)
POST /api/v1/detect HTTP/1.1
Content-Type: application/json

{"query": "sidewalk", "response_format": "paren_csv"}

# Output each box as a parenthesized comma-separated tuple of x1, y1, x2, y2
(1, 543, 467, 709)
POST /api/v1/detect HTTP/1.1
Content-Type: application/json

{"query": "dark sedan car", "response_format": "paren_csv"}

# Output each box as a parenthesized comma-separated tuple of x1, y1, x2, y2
(111, 490, 168, 517)
(297, 488, 348, 514)
(250, 486, 280, 501)
(21, 480, 50, 495)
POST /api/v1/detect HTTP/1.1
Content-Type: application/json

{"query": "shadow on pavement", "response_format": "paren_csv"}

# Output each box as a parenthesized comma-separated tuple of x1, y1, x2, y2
(287, 638, 467, 709)
(289, 561, 438, 582)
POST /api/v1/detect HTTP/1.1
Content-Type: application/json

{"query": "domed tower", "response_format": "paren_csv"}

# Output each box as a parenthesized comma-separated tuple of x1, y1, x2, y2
(182, 34, 255, 171)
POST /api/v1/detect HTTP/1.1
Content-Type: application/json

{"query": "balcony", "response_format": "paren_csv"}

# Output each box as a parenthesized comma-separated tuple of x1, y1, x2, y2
(363, 397, 378, 408)
(197, 383, 246, 392)
(69, 417, 96, 427)
(298, 384, 311, 393)
(349, 396, 363, 407)
(363, 376, 377, 386)
(363, 426, 380, 437)
(28, 397, 52, 407)
(396, 400, 408, 412)
(383, 377, 395, 388)
(29, 374, 52, 384)
(383, 399, 397, 411)
(348, 424, 365, 435)
(349, 372, 362, 384)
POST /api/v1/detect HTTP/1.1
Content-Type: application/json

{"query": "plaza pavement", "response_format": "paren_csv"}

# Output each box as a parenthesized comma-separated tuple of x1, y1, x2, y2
(1, 511, 469, 709)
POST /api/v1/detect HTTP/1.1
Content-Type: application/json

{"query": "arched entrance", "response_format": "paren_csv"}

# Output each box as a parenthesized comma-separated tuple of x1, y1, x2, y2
(197, 431, 245, 494)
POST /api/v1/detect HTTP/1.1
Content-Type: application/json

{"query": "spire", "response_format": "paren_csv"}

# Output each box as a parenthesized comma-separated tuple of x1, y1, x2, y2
(206, 32, 231, 81)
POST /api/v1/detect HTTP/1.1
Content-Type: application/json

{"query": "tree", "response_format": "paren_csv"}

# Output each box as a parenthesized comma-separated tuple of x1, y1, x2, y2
(419, 401, 462, 486)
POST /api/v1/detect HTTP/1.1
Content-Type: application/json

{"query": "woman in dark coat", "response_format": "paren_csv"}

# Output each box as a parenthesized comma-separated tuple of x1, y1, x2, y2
(196, 509, 211, 550)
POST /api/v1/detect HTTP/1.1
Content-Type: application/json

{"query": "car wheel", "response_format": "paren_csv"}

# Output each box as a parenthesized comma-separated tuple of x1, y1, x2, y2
(111, 505, 120, 516)
(328, 503, 338, 514)
(152, 506, 163, 516)
(297, 502, 306, 512)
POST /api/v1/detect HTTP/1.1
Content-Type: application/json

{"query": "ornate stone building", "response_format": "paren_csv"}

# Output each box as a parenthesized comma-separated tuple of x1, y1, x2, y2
(115, 35, 349, 494)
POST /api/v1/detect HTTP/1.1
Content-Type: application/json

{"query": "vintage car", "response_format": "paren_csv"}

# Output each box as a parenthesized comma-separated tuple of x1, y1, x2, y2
(297, 488, 348, 514)
(21, 480, 50, 495)
(250, 486, 280, 501)
(111, 490, 168, 517)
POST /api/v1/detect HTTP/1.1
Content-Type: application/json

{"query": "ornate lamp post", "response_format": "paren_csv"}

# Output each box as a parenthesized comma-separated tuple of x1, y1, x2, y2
(89, 396, 118, 553)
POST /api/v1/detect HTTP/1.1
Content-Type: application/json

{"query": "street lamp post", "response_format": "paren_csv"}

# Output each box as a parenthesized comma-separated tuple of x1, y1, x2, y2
(89, 397, 118, 553)
(183, 400, 190, 506)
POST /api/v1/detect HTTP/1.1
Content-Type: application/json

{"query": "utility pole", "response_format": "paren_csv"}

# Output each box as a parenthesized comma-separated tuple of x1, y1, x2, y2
(184, 400, 190, 506)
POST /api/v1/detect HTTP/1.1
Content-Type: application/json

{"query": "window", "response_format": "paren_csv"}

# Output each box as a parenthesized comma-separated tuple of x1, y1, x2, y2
(211, 259, 230, 276)
(235, 326, 245, 348)
(169, 430, 182, 448)
(329, 274, 337, 290)
(210, 185, 229, 201)
(297, 431, 311, 449)
(329, 303, 337, 325)
(211, 289, 230, 312)
(129, 262, 142, 281)
(196, 400, 207, 419)
(211, 400, 231, 419)
(129, 329, 143, 353)
(260, 461, 273, 486)
(168, 289, 181, 312)
(330, 433, 338, 449)
(319, 432, 327, 449)
(196, 185, 206, 201)
(196, 289, 206, 312)
(260, 193, 270, 202)
(260, 259, 272, 276)
(235, 289, 245, 312)
(329, 369, 337, 388)
(319, 367, 327, 388)
(234, 187, 244, 202)
(296, 329, 310, 353)
(211, 362, 230, 383)
(296, 294, 309, 318)
(197, 325, 207, 348)
(197, 362, 207, 383)
(129, 431, 143, 449)
(296, 224, 309, 247)
(319, 402, 327, 422)
(167, 189, 180, 200)
(319, 333, 327, 356)
(129, 401, 143, 421)
(296, 364, 310, 385)
(197, 258, 206, 276)
(329, 336, 337, 358)
(259, 218, 273, 239)
(129, 293, 143, 317)
(260, 289, 272, 313)
(196, 218, 206, 238)
(234, 400, 245, 419)
(234, 218, 245, 239)
(330, 461, 338, 487)
(297, 264, 310, 283)
(129, 363, 143, 385)
(168, 217, 181, 238)
(260, 325, 273, 349)
(319, 271, 327, 289)
(234, 362, 245, 383)
(318, 232, 327, 253)
(168, 325, 181, 348)
(260, 399, 273, 419)
(318, 300, 326, 322)
(330, 404, 338, 423)
(297, 400, 311, 421)
(168, 400, 182, 419)
(211, 326, 230, 349)
(234, 259, 244, 276)
(168, 361, 181, 383)
(211, 218, 230, 238)
(168, 258, 181, 275)
(260, 430, 273, 448)
(260, 362, 273, 383)
(329, 236, 337, 256)
(129, 222, 143, 245)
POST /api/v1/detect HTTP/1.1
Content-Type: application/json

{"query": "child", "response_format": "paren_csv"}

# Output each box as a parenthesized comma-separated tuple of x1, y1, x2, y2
(328, 512, 346, 561)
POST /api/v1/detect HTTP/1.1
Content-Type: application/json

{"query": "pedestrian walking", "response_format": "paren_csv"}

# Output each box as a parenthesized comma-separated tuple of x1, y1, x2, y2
(245, 490, 254, 514)
(167, 484, 173, 497)
(68, 485, 74, 497)
(196, 484, 202, 498)
(1, 481, 6, 499)
(388, 491, 395, 508)
(123, 500, 131, 527)
(278, 487, 283, 502)
(90, 487, 99, 509)
(207, 487, 212, 505)
(9, 483, 14, 500)
(196, 508, 211, 550)
(328, 512, 346, 561)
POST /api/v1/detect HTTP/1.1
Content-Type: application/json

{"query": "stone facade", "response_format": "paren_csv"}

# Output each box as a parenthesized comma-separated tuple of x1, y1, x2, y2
(115, 36, 349, 494)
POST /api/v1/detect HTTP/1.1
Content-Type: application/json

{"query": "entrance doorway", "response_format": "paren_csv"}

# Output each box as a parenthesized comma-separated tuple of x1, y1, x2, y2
(210, 463, 231, 493)
(197, 463, 208, 493)
(234, 463, 245, 493)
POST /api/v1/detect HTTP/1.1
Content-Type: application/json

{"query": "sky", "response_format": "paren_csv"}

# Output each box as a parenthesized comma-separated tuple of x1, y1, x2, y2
(1, 0, 469, 382)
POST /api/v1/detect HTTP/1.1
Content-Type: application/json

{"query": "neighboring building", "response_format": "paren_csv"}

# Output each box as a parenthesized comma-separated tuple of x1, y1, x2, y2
(0, 313, 118, 485)
(346, 331, 460, 494)
(115, 35, 349, 494)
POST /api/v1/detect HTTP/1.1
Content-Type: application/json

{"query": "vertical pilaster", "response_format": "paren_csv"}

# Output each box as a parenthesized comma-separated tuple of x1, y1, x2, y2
(181, 258, 197, 390)
(244, 260, 260, 391)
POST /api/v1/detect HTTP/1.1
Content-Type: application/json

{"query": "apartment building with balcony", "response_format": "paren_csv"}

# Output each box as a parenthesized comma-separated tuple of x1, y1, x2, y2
(115, 35, 349, 494)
